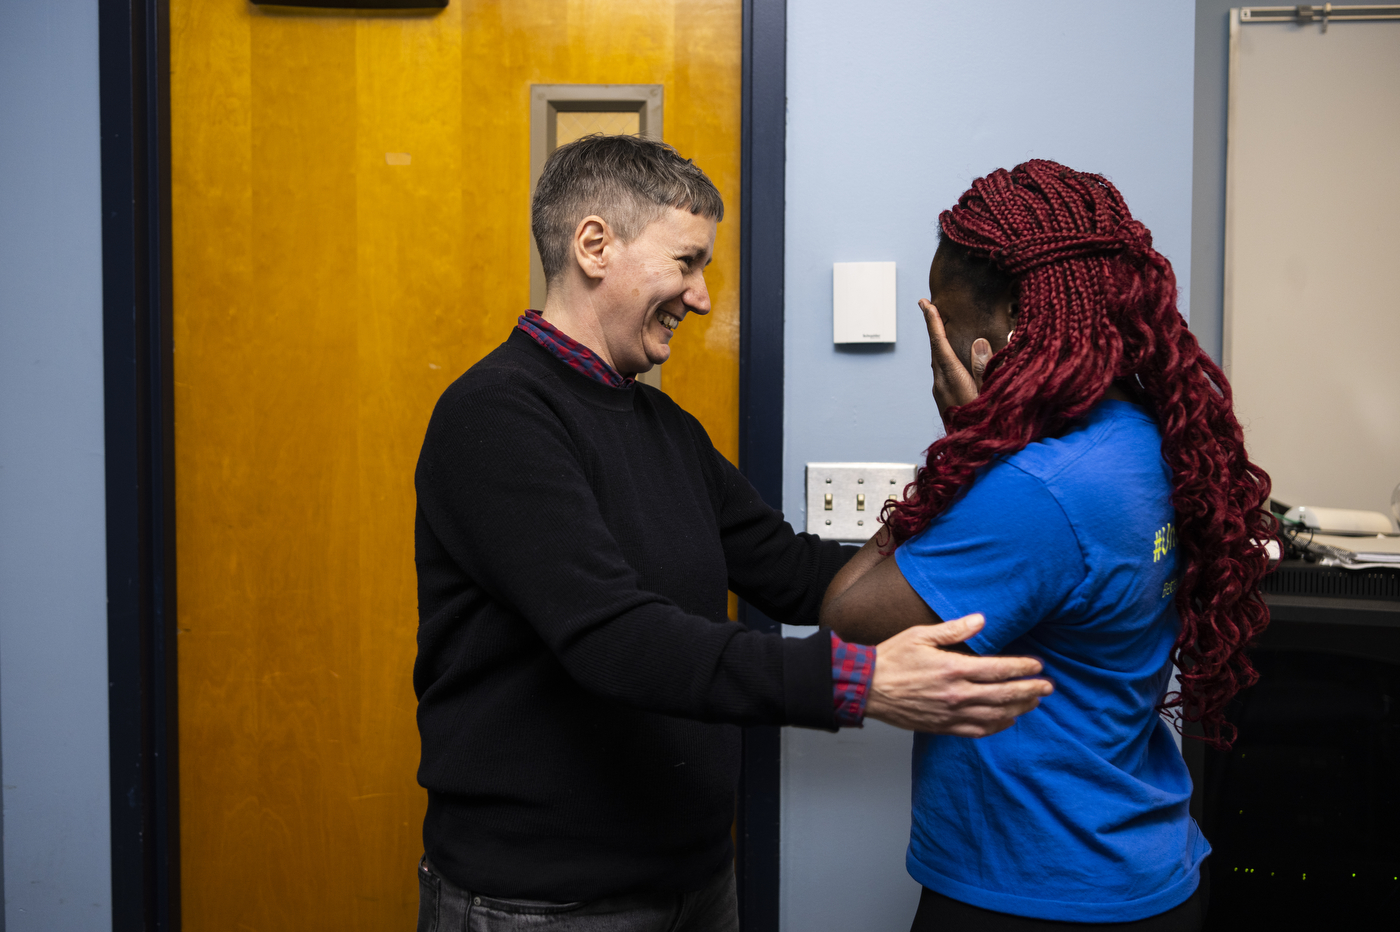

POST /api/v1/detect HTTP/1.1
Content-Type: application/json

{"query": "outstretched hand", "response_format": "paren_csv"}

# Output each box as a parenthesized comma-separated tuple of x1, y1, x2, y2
(920, 299, 991, 421)
(864, 614, 1052, 737)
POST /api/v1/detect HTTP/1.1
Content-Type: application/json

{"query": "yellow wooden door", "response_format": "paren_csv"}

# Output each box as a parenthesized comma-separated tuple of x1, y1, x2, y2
(170, 2, 741, 927)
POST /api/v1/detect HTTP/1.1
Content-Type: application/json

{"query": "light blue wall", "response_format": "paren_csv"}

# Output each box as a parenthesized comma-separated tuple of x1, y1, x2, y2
(0, 1, 113, 929)
(781, 2, 1197, 928)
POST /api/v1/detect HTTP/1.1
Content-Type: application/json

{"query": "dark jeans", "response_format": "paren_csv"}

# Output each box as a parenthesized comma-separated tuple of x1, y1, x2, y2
(417, 857, 739, 932)
(910, 863, 1209, 932)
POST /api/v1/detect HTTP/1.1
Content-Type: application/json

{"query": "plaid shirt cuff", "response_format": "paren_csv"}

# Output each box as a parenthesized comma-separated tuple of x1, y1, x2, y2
(831, 631, 876, 727)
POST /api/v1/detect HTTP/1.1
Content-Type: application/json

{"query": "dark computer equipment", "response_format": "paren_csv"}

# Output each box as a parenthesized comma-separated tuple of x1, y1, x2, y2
(1193, 562, 1400, 929)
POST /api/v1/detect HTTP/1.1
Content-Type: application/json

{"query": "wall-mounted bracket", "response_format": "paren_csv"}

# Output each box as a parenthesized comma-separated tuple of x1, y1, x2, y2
(1239, 4, 1400, 30)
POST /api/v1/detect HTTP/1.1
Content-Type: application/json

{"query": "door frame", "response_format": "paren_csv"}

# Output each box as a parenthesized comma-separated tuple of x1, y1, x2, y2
(736, 1, 787, 930)
(99, 1, 789, 929)
(99, 0, 180, 930)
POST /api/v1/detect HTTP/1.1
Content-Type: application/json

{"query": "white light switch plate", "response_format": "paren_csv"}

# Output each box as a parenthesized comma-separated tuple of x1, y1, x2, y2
(805, 462, 917, 542)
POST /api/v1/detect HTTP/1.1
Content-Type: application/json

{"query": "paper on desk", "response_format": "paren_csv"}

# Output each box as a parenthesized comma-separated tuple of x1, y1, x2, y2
(1304, 532, 1400, 566)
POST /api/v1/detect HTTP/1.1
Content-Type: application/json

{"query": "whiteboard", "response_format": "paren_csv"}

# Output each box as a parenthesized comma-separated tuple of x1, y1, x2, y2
(1224, 11, 1400, 517)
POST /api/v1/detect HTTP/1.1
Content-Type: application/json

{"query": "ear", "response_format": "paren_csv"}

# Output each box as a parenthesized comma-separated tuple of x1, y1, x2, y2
(572, 215, 612, 282)
(986, 298, 1019, 353)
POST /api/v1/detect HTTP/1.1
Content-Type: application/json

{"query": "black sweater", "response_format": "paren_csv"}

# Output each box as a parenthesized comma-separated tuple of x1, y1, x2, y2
(414, 330, 851, 900)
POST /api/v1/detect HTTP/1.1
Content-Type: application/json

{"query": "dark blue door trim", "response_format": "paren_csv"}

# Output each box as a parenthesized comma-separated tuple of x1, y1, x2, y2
(99, 0, 180, 929)
(737, 1, 786, 930)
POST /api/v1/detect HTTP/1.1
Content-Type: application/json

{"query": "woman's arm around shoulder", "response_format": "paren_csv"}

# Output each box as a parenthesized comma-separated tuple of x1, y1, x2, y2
(820, 527, 970, 650)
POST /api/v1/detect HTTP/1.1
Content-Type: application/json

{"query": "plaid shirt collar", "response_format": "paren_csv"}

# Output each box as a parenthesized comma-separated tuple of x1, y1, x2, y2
(516, 310, 634, 389)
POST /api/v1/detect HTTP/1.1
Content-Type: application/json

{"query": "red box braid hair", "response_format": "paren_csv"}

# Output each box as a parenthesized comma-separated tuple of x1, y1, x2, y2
(882, 160, 1276, 748)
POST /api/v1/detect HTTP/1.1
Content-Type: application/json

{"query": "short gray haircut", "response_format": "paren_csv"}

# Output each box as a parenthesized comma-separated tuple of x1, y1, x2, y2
(531, 134, 725, 284)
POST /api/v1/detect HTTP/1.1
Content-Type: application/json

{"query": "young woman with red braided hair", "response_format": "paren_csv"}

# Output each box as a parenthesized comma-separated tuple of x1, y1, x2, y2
(821, 160, 1274, 931)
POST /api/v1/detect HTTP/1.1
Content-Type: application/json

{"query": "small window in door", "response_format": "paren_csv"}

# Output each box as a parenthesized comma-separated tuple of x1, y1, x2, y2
(555, 110, 641, 146)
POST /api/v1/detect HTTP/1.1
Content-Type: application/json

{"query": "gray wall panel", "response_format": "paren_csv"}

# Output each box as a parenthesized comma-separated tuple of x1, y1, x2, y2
(1192, 0, 1238, 363)
(0, 0, 114, 928)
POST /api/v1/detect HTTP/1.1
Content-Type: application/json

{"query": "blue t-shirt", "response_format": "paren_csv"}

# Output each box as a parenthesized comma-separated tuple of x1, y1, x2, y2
(894, 400, 1208, 923)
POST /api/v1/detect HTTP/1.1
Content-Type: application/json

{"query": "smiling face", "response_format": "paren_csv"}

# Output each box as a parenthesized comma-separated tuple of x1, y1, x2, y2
(593, 207, 716, 376)
(928, 241, 1017, 371)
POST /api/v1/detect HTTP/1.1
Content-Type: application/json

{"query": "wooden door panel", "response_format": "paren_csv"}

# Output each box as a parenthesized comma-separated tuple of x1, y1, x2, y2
(172, 1, 740, 928)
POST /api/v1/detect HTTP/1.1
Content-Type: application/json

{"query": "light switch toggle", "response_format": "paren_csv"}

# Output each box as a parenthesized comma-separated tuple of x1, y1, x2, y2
(824, 493, 833, 511)
(856, 494, 866, 511)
